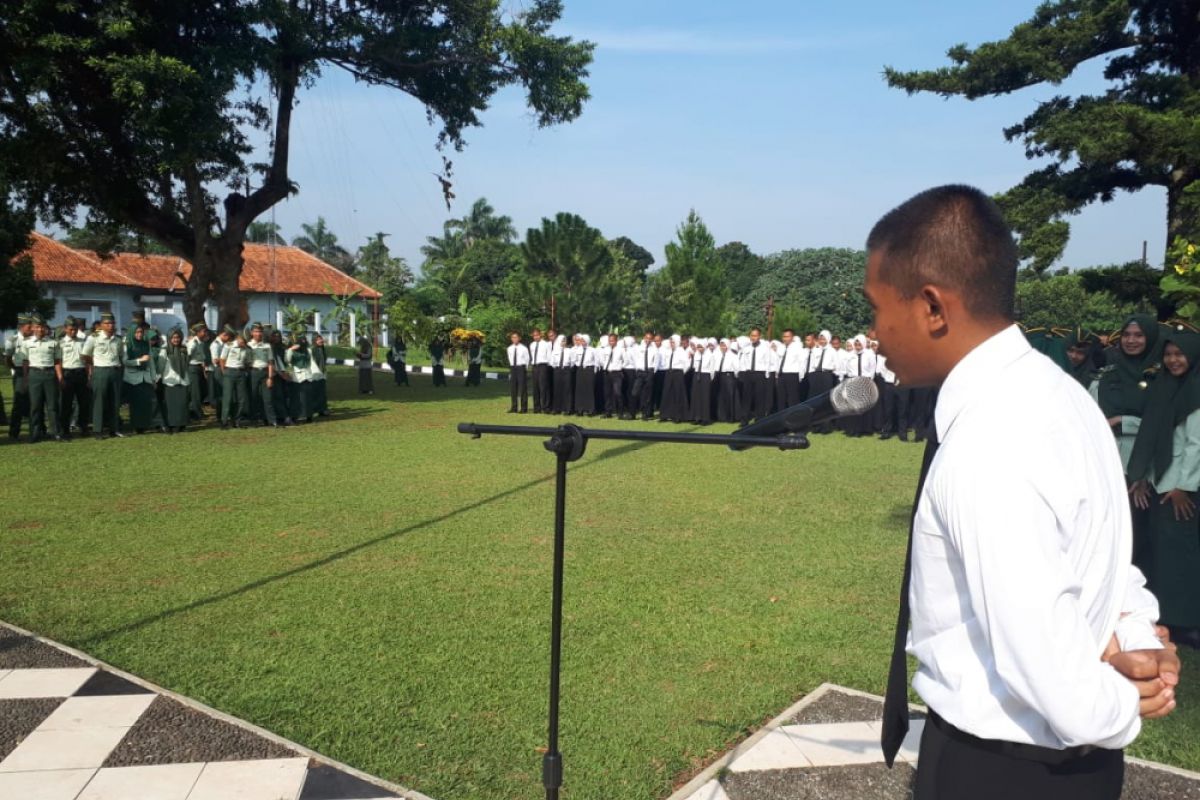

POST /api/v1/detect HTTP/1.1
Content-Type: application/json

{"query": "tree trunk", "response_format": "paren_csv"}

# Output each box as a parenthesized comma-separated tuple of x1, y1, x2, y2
(183, 234, 245, 329)
(1167, 166, 1200, 263)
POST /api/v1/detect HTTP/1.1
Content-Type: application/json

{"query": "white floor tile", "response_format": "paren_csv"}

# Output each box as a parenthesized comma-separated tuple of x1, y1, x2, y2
(727, 729, 812, 773)
(865, 719, 924, 763)
(77, 763, 204, 800)
(0, 667, 97, 699)
(779, 721, 883, 767)
(186, 758, 309, 800)
(686, 778, 732, 800)
(0, 768, 97, 799)
(0, 726, 132, 772)
(37, 695, 156, 732)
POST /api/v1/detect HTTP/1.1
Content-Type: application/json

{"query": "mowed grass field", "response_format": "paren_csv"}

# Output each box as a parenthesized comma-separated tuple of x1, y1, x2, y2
(0, 368, 1196, 799)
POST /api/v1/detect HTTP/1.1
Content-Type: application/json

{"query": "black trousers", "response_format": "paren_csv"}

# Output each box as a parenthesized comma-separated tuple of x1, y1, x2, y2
(603, 371, 624, 416)
(551, 367, 573, 413)
(631, 370, 654, 419)
(916, 712, 1122, 800)
(778, 373, 803, 410)
(532, 364, 551, 412)
(60, 368, 90, 434)
(739, 371, 769, 422)
(716, 373, 738, 422)
(510, 365, 528, 411)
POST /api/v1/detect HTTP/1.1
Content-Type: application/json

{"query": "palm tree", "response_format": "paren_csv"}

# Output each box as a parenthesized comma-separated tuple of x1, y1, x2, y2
(420, 222, 466, 266)
(451, 197, 516, 246)
(247, 221, 283, 244)
(292, 217, 354, 272)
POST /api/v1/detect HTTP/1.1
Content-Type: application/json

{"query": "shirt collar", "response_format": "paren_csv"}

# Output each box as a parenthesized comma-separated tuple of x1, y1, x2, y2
(935, 324, 1030, 442)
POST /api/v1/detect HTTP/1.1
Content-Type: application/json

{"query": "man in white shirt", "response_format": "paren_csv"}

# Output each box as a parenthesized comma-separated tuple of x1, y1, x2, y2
(868, 185, 1180, 800)
(506, 331, 530, 413)
(529, 328, 552, 414)
(630, 332, 656, 421)
(777, 328, 804, 408)
(601, 333, 625, 419)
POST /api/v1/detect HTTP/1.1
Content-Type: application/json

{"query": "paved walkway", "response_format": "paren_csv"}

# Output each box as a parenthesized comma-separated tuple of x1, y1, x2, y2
(671, 684, 1200, 800)
(0, 623, 425, 800)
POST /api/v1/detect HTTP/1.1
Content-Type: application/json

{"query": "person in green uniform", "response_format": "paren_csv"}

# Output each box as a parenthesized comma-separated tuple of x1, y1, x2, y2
(355, 334, 374, 394)
(157, 327, 190, 433)
(208, 324, 230, 408)
(246, 322, 278, 427)
(185, 323, 209, 420)
(82, 312, 125, 439)
(269, 328, 293, 425)
(310, 333, 329, 416)
(58, 317, 90, 438)
(220, 328, 251, 429)
(1090, 313, 1163, 571)
(285, 329, 313, 422)
(429, 339, 447, 387)
(122, 324, 157, 433)
(1128, 330, 1200, 649)
(387, 337, 408, 385)
(22, 316, 64, 443)
(1062, 326, 1099, 387)
(6, 313, 33, 440)
(465, 341, 482, 386)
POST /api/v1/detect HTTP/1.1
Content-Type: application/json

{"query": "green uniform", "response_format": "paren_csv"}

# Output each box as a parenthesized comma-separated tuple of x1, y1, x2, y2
(220, 341, 251, 425)
(247, 340, 277, 425)
(310, 345, 328, 415)
(82, 331, 124, 434)
(22, 335, 62, 441)
(157, 343, 191, 429)
(122, 338, 158, 432)
(284, 345, 313, 421)
(59, 333, 90, 436)
(6, 332, 30, 438)
(186, 335, 209, 419)
(208, 337, 225, 407)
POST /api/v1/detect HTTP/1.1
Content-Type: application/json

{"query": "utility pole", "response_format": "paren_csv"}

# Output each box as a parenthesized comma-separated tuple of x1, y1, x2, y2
(764, 295, 776, 340)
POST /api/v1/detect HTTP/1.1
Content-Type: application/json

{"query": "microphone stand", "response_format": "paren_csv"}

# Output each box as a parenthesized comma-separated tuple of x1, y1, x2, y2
(456, 421, 809, 800)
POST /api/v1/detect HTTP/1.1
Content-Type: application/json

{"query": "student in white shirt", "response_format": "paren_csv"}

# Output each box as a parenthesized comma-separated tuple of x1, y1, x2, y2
(573, 334, 596, 416)
(630, 332, 656, 420)
(688, 338, 715, 424)
(868, 184, 1179, 800)
(550, 333, 573, 414)
(714, 338, 739, 423)
(600, 333, 625, 418)
(659, 334, 689, 423)
(620, 335, 637, 419)
(844, 334, 878, 437)
(776, 329, 803, 409)
(506, 331, 530, 413)
(529, 328, 552, 413)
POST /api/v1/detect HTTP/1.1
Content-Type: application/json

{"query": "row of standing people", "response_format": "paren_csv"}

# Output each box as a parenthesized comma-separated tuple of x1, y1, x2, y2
(3, 312, 330, 442)
(503, 327, 937, 440)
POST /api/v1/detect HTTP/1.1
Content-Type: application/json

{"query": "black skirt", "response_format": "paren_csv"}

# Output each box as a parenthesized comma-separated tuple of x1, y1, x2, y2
(690, 373, 713, 423)
(660, 371, 688, 421)
(575, 367, 595, 414)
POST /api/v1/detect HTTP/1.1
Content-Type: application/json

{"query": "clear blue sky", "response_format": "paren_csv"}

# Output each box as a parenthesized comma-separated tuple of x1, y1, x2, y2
(267, 0, 1165, 274)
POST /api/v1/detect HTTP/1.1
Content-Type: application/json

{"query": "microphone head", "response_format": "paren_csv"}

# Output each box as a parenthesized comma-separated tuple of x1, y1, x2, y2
(831, 376, 879, 414)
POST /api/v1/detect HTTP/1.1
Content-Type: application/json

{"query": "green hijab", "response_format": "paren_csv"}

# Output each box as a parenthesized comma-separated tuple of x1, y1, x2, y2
(1094, 314, 1162, 419)
(1062, 326, 1098, 388)
(126, 328, 150, 362)
(164, 328, 188, 376)
(1127, 332, 1200, 482)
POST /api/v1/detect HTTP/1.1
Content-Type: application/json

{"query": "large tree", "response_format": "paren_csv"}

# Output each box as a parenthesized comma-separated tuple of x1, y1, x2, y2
(0, 1, 593, 327)
(885, 0, 1200, 271)
(518, 212, 623, 332)
(356, 232, 414, 306)
(1, 183, 49, 327)
(737, 248, 871, 336)
(644, 211, 729, 334)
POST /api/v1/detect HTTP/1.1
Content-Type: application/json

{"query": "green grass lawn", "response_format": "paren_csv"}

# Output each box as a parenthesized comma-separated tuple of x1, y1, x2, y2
(0, 369, 1196, 799)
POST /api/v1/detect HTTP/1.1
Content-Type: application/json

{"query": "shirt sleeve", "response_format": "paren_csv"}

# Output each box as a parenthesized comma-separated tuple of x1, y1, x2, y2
(1121, 415, 1142, 436)
(939, 460, 1143, 749)
(81, 337, 95, 357)
(1114, 564, 1163, 653)
(1171, 409, 1200, 493)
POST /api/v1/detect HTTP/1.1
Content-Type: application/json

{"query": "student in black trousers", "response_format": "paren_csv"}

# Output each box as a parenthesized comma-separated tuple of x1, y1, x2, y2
(506, 332, 529, 413)
(529, 328, 552, 412)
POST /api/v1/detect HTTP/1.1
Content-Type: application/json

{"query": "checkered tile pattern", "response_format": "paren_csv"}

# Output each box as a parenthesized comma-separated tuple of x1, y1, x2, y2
(0, 625, 405, 800)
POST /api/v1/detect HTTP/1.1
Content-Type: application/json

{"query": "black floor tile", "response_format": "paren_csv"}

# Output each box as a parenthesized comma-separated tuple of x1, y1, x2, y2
(73, 669, 154, 697)
(300, 764, 400, 799)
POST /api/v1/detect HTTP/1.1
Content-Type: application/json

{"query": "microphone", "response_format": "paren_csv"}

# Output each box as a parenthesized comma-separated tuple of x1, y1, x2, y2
(729, 376, 879, 450)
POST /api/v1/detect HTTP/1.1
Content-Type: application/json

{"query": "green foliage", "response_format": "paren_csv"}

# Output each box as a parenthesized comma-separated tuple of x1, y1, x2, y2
(61, 221, 171, 255)
(385, 295, 435, 346)
(468, 302, 528, 365)
(886, 0, 1200, 271)
(0, 193, 50, 327)
(1015, 273, 1138, 332)
(355, 232, 414, 306)
(281, 302, 316, 332)
(0, 1, 593, 324)
(1161, 237, 1200, 323)
(609, 236, 655, 274)
(293, 218, 354, 274)
(717, 241, 767, 301)
(519, 212, 626, 332)
(738, 248, 871, 336)
(408, 283, 451, 317)
(644, 210, 729, 334)
(772, 304, 819, 339)
(246, 221, 283, 244)
(421, 238, 523, 313)
(1077, 260, 1174, 319)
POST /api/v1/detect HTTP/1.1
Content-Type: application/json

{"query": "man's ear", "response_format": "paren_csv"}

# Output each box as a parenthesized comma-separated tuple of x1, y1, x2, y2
(920, 285, 949, 337)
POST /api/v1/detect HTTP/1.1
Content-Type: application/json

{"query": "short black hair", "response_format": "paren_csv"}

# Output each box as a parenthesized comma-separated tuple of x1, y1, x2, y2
(782, 328, 795, 336)
(867, 184, 1017, 320)
(749, 326, 761, 334)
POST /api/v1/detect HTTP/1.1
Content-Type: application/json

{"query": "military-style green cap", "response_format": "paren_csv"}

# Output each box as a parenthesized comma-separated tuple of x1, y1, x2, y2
(16, 313, 31, 324)
(189, 322, 206, 334)
(29, 314, 45, 326)
(222, 324, 237, 336)
(250, 321, 263, 331)
(99, 312, 115, 322)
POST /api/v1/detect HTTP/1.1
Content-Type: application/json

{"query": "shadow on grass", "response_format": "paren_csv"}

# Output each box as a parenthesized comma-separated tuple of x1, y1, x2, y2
(76, 429, 697, 649)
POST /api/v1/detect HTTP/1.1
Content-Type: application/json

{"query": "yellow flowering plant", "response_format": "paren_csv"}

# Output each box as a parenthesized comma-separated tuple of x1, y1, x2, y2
(449, 327, 485, 347)
(1161, 236, 1200, 323)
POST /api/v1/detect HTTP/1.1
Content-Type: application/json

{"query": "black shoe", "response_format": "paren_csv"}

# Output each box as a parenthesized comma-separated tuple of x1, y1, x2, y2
(94, 433, 106, 441)
(112, 431, 126, 438)
(507, 409, 517, 414)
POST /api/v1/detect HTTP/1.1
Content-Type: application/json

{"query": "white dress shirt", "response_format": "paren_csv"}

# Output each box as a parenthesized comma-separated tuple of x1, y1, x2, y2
(664, 346, 689, 372)
(507, 343, 531, 367)
(716, 347, 738, 375)
(530, 339, 551, 365)
(551, 341, 573, 368)
(909, 324, 1161, 751)
(847, 349, 876, 379)
(876, 354, 897, 384)
(603, 345, 624, 372)
(779, 342, 803, 375)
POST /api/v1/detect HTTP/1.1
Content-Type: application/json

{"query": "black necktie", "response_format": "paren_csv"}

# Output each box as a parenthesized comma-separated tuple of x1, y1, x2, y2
(607, 350, 613, 369)
(644, 347, 649, 370)
(751, 344, 757, 371)
(780, 346, 787, 372)
(881, 435, 941, 767)
(857, 353, 862, 376)
(817, 348, 824, 370)
(719, 352, 725, 372)
(559, 347, 565, 368)
(805, 349, 812, 372)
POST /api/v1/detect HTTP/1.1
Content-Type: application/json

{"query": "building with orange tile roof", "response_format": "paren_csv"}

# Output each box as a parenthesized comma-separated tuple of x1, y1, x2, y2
(17, 233, 381, 339)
